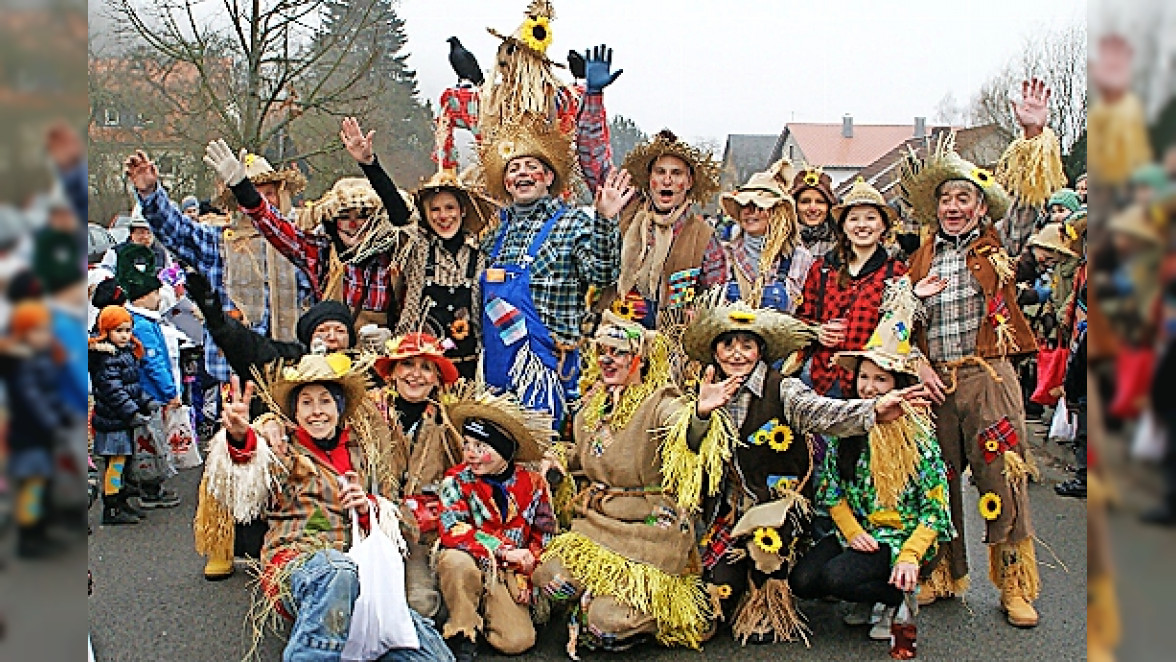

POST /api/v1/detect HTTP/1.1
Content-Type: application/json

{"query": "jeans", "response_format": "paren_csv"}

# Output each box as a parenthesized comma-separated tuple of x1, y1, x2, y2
(282, 549, 455, 662)
(790, 535, 903, 607)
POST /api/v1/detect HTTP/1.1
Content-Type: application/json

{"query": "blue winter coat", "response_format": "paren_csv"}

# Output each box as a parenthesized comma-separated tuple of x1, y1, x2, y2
(4, 351, 70, 453)
(128, 305, 178, 403)
(88, 341, 153, 432)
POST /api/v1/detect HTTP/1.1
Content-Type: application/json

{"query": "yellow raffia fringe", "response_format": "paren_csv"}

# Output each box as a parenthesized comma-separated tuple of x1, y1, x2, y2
(540, 532, 712, 649)
(731, 578, 810, 647)
(1087, 573, 1122, 651)
(581, 334, 673, 431)
(995, 127, 1067, 208)
(658, 399, 738, 512)
(921, 550, 970, 599)
(988, 538, 1041, 601)
(1002, 450, 1031, 486)
(868, 411, 931, 509)
(550, 441, 577, 528)
(193, 474, 234, 558)
(987, 248, 1016, 286)
(1088, 94, 1153, 185)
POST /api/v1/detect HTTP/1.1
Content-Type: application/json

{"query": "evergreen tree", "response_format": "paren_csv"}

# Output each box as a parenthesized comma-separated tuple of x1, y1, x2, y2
(609, 115, 648, 168)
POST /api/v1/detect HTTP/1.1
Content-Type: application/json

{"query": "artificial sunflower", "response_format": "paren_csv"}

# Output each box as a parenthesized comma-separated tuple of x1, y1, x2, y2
(804, 171, 821, 187)
(978, 492, 1002, 521)
(753, 429, 770, 445)
(450, 318, 470, 341)
(714, 584, 732, 600)
(768, 424, 794, 452)
(728, 310, 756, 323)
(520, 16, 553, 53)
(984, 438, 1001, 453)
(970, 167, 995, 188)
(244, 153, 257, 168)
(753, 527, 783, 554)
(497, 140, 516, 160)
(1064, 223, 1078, 240)
(612, 299, 636, 320)
(223, 228, 236, 241)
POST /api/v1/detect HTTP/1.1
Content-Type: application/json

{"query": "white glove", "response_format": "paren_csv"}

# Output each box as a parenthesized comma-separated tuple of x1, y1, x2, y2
(203, 139, 248, 186)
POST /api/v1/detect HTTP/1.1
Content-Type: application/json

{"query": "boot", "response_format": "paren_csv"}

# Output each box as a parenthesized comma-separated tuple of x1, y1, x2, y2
(991, 541, 1040, 628)
(17, 522, 66, 559)
(101, 496, 139, 526)
(1054, 475, 1087, 499)
(118, 492, 147, 519)
(203, 528, 236, 581)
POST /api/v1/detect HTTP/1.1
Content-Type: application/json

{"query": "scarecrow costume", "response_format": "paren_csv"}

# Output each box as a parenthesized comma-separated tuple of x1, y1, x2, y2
(993, 124, 1068, 255)
(533, 312, 737, 654)
(370, 332, 464, 617)
(791, 167, 840, 260)
(719, 159, 813, 315)
(681, 300, 881, 645)
(137, 152, 304, 384)
(791, 277, 955, 621)
(797, 178, 909, 396)
(579, 119, 727, 327)
(899, 136, 1043, 626)
(434, 383, 558, 657)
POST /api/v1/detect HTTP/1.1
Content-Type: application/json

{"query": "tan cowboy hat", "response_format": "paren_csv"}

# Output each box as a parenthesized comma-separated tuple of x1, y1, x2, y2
(260, 353, 371, 424)
(789, 167, 837, 206)
(833, 276, 921, 377)
(622, 129, 722, 205)
(478, 115, 575, 203)
(899, 134, 1011, 228)
(443, 380, 555, 463)
(683, 299, 818, 366)
(831, 178, 898, 225)
(719, 162, 796, 221)
(413, 169, 500, 236)
(214, 152, 307, 210)
(1027, 223, 1079, 258)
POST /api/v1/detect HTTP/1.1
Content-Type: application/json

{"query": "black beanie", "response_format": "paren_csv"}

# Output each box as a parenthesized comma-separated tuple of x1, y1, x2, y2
(91, 278, 128, 310)
(296, 300, 356, 348)
(462, 417, 517, 463)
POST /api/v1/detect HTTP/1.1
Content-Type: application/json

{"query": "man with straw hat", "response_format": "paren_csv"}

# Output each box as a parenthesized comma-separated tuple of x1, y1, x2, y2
(899, 93, 1046, 626)
(204, 138, 410, 331)
(679, 298, 928, 645)
(434, 383, 558, 661)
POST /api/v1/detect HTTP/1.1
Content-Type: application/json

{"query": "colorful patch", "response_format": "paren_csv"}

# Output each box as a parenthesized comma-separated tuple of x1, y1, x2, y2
(474, 531, 503, 554)
(987, 292, 1011, 329)
(486, 296, 527, 346)
(305, 506, 332, 534)
(667, 268, 700, 307)
(978, 416, 1018, 463)
(767, 474, 800, 495)
(543, 574, 579, 601)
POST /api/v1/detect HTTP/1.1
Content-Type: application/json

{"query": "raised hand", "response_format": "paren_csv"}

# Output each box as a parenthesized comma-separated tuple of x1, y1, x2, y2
(221, 375, 255, 442)
(584, 44, 623, 94)
(697, 365, 743, 418)
(124, 150, 160, 195)
(46, 121, 84, 171)
(203, 139, 247, 186)
(593, 167, 635, 218)
(340, 117, 376, 165)
(1011, 78, 1051, 138)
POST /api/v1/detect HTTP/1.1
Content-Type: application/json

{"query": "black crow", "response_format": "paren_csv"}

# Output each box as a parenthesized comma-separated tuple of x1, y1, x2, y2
(447, 36, 484, 86)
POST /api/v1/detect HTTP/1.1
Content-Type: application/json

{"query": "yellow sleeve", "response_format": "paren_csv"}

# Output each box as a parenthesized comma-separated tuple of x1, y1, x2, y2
(829, 499, 865, 542)
(896, 523, 939, 565)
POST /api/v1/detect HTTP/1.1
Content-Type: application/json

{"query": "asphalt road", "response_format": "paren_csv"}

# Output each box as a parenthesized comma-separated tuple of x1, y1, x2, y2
(88, 428, 1086, 662)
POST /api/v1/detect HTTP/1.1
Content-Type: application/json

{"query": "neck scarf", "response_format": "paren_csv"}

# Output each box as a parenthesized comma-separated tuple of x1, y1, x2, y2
(617, 201, 688, 301)
(482, 462, 516, 519)
(801, 219, 836, 248)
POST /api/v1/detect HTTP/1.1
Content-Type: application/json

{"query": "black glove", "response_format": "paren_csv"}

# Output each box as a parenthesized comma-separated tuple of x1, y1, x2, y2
(567, 50, 586, 79)
(130, 412, 152, 428)
(183, 268, 225, 327)
(1016, 285, 1039, 308)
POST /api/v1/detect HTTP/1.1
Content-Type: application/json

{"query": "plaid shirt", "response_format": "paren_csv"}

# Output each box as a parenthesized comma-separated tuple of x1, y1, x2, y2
(722, 362, 875, 436)
(438, 463, 556, 569)
(483, 197, 620, 345)
(923, 228, 985, 363)
(576, 91, 612, 195)
(242, 198, 393, 315)
(797, 248, 907, 394)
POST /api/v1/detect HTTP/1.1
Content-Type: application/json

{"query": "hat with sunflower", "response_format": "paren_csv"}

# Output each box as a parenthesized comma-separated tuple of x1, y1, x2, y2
(488, 0, 556, 59)
(214, 151, 307, 212)
(683, 297, 818, 367)
(254, 352, 371, 425)
(479, 114, 576, 202)
(789, 166, 837, 207)
(373, 332, 460, 386)
(622, 129, 722, 206)
(443, 380, 556, 463)
(898, 133, 1011, 228)
(833, 275, 922, 377)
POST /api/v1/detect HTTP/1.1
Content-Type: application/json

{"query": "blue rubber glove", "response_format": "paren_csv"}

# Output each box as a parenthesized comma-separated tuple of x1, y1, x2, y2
(1033, 283, 1052, 302)
(584, 44, 623, 94)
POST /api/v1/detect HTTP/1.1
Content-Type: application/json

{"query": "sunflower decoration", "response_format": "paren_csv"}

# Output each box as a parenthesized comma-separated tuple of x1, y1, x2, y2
(803, 170, 821, 188)
(243, 153, 257, 168)
(970, 166, 995, 189)
(223, 228, 236, 241)
(753, 527, 783, 554)
(984, 438, 1001, 453)
(520, 15, 553, 54)
(714, 584, 732, 600)
(767, 423, 794, 453)
(449, 318, 470, 342)
(497, 140, 516, 160)
(978, 492, 1002, 521)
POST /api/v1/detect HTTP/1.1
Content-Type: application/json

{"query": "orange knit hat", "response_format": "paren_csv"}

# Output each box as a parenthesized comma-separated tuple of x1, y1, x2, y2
(9, 300, 51, 338)
(91, 305, 143, 358)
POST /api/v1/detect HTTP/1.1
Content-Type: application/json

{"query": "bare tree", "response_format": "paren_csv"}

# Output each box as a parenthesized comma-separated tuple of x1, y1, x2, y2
(933, 92, 966, 127)
(969, 21, 1088, 153)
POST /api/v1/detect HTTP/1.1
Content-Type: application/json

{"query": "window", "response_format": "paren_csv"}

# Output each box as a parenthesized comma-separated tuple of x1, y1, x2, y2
(104, 108, 120, 126)
(788, 145, 794, 160)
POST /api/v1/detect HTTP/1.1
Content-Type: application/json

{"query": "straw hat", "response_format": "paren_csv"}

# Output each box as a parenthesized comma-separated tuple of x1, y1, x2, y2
(262, 353, 370, 424)
(789, 167, 837, 206)
(1108, 204, 1163, 246)
(622, 129, 722, 205)
(479, 115, 575, 202)
(373, 332, 459, 386)
(719, 161, 795, 221)
(833, 276, 921, 377)
(831, 178, 898, 225)
(413, 169, 500, 236)
(683, 299, 818, 365)
(214, 152, 307, 210)
(1027, 223, 1079, 258)
(443, 380, 555, 463)
(899, 134, 1011, 228)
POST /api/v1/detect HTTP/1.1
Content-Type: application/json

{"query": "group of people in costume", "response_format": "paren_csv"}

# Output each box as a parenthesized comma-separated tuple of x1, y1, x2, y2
(87, 2, 1089, 660)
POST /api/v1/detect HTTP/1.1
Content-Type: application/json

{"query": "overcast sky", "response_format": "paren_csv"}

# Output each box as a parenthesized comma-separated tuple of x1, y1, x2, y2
(397, 0, 1086, 145)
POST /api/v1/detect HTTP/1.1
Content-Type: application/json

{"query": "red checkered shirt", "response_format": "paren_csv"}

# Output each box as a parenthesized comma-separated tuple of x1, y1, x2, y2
(796, 248, 907, 395)
(242, 199, 393, 316)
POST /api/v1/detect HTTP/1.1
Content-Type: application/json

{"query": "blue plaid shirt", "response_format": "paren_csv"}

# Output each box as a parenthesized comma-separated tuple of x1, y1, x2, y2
(482, 196, 620, 344)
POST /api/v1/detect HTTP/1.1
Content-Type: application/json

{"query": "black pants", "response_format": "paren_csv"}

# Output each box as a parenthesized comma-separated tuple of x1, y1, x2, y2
(790, 535, 903, 607)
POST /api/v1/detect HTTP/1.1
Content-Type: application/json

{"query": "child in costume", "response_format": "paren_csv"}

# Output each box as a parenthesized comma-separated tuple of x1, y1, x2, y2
(88, 305, 157, 526)
(435, 385, 558, 662)
(791, 276, 955, 642)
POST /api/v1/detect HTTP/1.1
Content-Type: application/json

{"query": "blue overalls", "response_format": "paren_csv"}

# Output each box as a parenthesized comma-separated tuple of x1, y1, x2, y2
(481, 207, 579, 426)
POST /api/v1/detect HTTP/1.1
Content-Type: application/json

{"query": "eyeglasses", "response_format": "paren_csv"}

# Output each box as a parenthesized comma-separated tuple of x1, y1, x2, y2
(597, 346, 634, 360)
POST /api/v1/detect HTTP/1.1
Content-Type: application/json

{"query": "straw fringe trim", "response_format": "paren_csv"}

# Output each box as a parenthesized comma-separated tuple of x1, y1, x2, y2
(995, 127, 1067, 208)
(731, 578, 810, 646)
(658, 400, 738, 513)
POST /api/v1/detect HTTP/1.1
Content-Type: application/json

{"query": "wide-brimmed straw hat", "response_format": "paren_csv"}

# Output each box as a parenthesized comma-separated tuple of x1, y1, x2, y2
(413, 169, 500, 236)
(719, 161, 795, 221)
(443, 380, 555, 463)
(261, 353, 370, 424)
(214, 152, 307, 210)
(831, 178, 898, 225)
(1027, 223, 1079, 258)
(899, 134, 1011, 228)
(1108, 204, 1163, 246)
(373, 332, 459, 386)
(683, 298, 818, 365)
(479, 115, 575, 202)
(622, 129, 722, 205)
(833, 276, 921, 377)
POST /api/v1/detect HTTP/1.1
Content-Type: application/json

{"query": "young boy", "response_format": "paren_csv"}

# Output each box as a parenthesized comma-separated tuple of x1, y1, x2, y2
(116, 244, 181, 508)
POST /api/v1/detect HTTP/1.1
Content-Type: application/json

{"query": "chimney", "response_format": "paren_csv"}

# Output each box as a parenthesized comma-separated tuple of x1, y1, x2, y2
(914, 116, 926, 139)
(842, 114, 853, 138)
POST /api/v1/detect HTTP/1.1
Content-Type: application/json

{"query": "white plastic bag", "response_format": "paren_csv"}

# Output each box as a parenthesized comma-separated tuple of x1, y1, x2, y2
(1048, 400, 1077, 443)
(1131, 409, 1167, 463)
(165, 405, 202, 470)
(342, 500, 419, 661)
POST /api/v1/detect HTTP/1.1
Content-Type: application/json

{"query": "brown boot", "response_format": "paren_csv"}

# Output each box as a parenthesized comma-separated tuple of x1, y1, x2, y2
(989, 540, 1040, 628)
